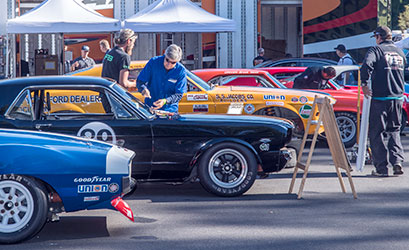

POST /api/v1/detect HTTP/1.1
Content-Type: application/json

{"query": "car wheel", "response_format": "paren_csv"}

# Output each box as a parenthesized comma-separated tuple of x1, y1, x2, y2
(0, 175, 48, 244)
(335, 112, 357, 148)
(198, 143, 257, 197)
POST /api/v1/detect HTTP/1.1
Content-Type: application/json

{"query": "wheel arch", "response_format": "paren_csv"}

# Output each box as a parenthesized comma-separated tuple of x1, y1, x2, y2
(253, 106, 304, 135)
(189, 138, 262, 169)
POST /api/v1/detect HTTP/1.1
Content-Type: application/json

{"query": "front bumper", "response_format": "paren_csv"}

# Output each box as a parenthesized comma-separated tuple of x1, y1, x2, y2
(259, 148, 292, 173)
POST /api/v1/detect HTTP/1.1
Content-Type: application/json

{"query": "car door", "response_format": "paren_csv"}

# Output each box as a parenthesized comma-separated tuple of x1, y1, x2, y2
(6, 87, 153, 177)
(178, 77, 216, 114)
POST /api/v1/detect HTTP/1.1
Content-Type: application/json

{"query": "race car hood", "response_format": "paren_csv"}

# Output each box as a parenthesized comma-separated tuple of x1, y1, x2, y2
(0, 128, 114, 151)
(178, 113, 293, 129)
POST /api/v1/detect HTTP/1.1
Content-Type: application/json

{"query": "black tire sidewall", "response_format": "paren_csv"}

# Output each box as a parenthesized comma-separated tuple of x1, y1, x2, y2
(335, 112, 357, 148)
(0, 175, 48, 244)
(198, 142, 257, 197)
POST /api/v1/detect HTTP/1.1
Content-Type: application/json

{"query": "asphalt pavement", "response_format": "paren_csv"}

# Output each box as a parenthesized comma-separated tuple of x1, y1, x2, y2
(4, 133, 409, 250)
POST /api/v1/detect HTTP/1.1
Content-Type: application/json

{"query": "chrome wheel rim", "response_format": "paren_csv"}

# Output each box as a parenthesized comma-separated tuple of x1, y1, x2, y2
(336, 116, 356, 143)
(0, 181, 34, 233)
(208, 149, 248, 188)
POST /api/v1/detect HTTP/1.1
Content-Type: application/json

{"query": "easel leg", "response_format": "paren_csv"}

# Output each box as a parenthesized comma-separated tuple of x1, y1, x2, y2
(297, 164, 309, 199)
(289, 166, 298, 194)
(334, 166, 347, 193)
(346, 168, 358, 199)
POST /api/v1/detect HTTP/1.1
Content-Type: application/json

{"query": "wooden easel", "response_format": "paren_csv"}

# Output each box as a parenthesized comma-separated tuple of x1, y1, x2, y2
(288, 96, 357, 199)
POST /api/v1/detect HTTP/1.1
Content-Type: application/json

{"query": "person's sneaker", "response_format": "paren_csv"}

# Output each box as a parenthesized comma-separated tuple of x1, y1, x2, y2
(393, 165, 404, 175)
(371, 170, 388, 177)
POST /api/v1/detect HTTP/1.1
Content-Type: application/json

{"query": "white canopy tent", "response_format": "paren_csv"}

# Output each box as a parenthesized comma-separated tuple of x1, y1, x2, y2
(5, 0, 121, 77)
(123, 0, 236, 33)
(7, 0, 121, 34)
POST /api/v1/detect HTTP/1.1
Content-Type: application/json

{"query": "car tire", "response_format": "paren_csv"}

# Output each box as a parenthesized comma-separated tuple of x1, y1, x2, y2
(0, 175, 48, 244)
(198, 143, 257, 197)
(335, 112, 357, 148)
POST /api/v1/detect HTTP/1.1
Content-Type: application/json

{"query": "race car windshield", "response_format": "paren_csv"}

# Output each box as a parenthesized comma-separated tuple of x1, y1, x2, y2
(187, 71, 211, 91)
(112, 84, 155, 117)
(265, 72, 287, 88)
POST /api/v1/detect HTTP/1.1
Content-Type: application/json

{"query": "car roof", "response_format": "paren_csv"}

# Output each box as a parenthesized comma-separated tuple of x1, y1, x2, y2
(0, 76, 114, 115)
(255, 57, 338, 68)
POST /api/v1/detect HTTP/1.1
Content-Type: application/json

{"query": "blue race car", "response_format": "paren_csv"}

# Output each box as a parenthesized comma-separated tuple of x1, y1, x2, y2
(0, 129, 135, 244)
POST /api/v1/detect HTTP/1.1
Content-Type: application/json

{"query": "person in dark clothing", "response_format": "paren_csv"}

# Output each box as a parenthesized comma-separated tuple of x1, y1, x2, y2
(99, 39, 110, 55)
(101, 29, 137, 88)
(253, 48, 266, 66)
(71, 45, 95, 71)
(360, 26, 406, 177)
(293, 66, 336, 89)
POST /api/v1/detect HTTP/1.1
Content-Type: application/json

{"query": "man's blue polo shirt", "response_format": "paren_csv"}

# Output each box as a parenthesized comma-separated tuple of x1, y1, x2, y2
(137, 56, 187, 112)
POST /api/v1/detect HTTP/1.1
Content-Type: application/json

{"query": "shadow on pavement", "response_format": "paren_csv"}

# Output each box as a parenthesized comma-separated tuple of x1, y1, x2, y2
(27, 216, 109, 243)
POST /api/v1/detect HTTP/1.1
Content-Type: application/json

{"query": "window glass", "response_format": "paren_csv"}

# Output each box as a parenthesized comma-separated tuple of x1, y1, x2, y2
(46, 89, 106, 114)
(7, 90, 33, 120)
(105, 91, 133, 119)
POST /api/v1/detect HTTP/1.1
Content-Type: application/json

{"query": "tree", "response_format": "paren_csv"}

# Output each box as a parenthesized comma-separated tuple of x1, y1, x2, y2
(398, 4, 409, 31)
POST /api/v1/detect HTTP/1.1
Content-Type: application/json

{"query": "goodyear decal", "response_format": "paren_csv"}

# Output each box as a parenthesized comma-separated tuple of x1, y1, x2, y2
(215, 94, 254, 102)
(299, 105, 312, 119)
(264, 95, 285, 101)
(50, 95, 101, 104)
(244, 104, 255, 114)
(187, 94, 208, 101)
(299, 96, 308, 104)
(193, 104, 209, 112)
(266, 101, 284, 106)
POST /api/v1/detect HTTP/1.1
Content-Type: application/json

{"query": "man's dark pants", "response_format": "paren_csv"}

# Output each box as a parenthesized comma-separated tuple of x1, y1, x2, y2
(369, 99, 405, 174)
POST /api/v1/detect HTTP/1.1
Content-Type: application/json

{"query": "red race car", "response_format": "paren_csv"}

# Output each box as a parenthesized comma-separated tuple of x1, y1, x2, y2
(261, 66, 409, 134)
(193, 68, 365, 148)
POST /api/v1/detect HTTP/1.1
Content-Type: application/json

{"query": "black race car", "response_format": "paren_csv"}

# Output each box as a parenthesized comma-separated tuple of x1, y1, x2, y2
(0, 76, 293, 197)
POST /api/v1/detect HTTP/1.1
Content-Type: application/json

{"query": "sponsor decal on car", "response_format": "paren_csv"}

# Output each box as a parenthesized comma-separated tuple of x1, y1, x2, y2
(227, 103, 244, 114)
(299, 96, 308, 104)
(78, 184, 109, 193)
(291, 97, 299, 103)
(187, 94, 208, 101)
(215, 94, 254, 102)
(74, 176, 112, 183)
(266, 101, 284, 106)
(84, 196, 100, 202)
(109, 183, 119, 193)
(50, 95, 102, 104)
(299, 105, 312, 119)
(77, 122, 117, 144)
(244, 104, 255, 114)
(259, 142, 270, 151)
(193, 104, 209, 112)
(263, 95, 285, 101)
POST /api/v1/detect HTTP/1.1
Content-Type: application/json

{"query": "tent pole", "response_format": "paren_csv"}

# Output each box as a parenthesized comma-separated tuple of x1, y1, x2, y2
(5, 33, 9, 78)
(61, 33, 64, 75)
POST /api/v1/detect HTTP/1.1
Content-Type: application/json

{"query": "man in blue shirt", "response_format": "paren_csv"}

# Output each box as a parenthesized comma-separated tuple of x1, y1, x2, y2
(137, 44, 187, 112)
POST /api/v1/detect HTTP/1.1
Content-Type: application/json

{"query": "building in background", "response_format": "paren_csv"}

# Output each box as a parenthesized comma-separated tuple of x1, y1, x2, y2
(302, 0, 409, 63)
(2, 0, 409, 78)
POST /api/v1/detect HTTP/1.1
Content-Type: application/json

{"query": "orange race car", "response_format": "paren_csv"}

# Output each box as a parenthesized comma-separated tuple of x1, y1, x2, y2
(69, 62, 335, 138)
